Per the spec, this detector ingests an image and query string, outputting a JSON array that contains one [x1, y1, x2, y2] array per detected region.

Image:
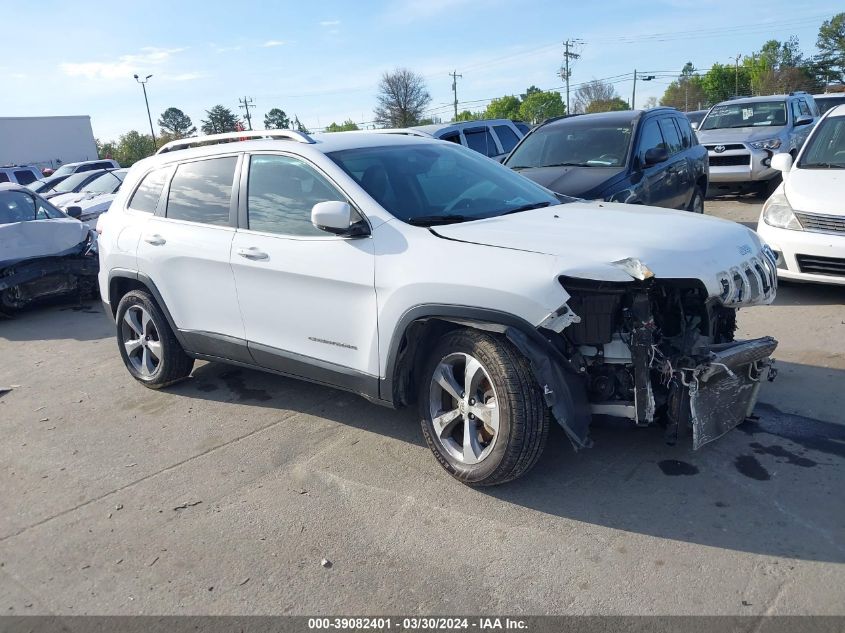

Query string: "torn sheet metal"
[[0, 218, 91, 267]]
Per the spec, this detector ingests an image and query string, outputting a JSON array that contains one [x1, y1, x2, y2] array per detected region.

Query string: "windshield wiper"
[[407, 214, 468, 226], [543, 162, 589, 167], [498, 201, 552, 217], [802, 162, 844, 169]]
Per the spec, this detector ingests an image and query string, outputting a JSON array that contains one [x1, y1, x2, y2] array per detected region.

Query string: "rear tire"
[[115, 290, 194, 389], [419, 329, 548, 486]]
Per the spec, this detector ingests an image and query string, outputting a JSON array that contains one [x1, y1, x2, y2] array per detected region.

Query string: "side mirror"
[[311, 201, 367, 236], [771, 152, 793, 178], [690, 121, 699, 131], [66, 206, 83, 219], [795, 116, 813, 126], [644, 147, 669, 166]]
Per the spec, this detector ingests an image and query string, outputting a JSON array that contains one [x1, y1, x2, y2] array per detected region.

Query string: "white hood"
[[784, 169, 845, 216], [431, 202, 768, 300]]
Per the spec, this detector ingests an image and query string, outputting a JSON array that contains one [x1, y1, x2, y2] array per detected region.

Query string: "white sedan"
[[757, 104, 845, 285]]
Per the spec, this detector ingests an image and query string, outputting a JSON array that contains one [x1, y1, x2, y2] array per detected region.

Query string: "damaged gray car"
[[0, 184, 99, 313]]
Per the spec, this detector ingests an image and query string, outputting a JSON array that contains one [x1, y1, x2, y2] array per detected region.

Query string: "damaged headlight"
[[612, 257, 654, 281], [749, 138, 782, 151], [762, 192, 802, 230]]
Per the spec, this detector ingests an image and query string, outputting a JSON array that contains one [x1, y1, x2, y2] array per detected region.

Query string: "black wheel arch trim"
[[382, 304, 592, 449]]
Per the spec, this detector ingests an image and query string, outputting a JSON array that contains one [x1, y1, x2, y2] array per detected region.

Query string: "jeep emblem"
[[714, 145, 726, 153]]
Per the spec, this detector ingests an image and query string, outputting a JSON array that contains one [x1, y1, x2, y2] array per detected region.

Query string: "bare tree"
[[374, 68, 432, 127], [573, 79, 619, 114]]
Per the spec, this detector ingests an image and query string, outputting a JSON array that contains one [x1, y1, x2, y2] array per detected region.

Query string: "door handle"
[[237, 247, 269, 261], [143, 234, 166, 246]]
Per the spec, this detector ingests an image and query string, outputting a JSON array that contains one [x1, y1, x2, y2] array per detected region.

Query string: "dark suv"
[[503, 108, 709, 212]]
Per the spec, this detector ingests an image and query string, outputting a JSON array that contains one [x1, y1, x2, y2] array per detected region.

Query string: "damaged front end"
[[536, 262, 778, 450]]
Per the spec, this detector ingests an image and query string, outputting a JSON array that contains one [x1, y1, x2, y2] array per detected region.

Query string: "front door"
[[229, 153, 378, 390]]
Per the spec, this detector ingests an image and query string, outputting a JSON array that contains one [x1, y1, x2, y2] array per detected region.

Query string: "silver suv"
[[697, 92, 820, 197]]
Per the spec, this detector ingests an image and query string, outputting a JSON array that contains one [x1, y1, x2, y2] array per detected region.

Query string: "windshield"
[[816, 95, 845, 115], [80, 170, 125, 194], [328, 143, 563, 225], [53, 170, 100, 193], [0, 191, 66, 224], [505, 121, 633, 169], [700, 101, 787, 130], [798, 116, 845, 169], [26, 179, 47, 191], [52, 165, 75, 177]]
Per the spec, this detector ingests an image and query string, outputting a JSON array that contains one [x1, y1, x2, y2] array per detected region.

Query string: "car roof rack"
[[156, 129, 315, 154]]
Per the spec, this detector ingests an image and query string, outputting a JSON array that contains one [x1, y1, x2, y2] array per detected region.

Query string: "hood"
[[514, 166, 625, 198], [697, 126, 785, 144], [431, 202, 768, 300], [0, 218, 90, 267], [785, 169, 845, 216]]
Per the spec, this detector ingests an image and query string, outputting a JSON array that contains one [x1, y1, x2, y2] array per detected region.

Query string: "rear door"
[[230, 152, 378, 383], [135, 154, 247, 355], [656, 117, 690, 209]]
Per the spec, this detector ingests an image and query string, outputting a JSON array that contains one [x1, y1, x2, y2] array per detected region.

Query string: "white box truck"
[[0, 115, 99, 172]]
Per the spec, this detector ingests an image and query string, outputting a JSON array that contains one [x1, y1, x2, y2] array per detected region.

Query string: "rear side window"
[[494, 125, 520, 153], [129, 168, 168, 213], [637, 119, 665, 164], [675, 118, 693, 149], [166, 157, 237, 226], [464, 128, 500, 157], [657, 118, 683, 155], [14, 170, 37, 185]]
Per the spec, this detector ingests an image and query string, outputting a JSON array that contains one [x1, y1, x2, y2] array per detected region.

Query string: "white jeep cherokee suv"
[[98, 130, 779, 486]]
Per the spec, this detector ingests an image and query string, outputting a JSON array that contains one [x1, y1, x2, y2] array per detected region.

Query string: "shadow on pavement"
[[774, 280, 845, 307], [0, 298, 109, 342]]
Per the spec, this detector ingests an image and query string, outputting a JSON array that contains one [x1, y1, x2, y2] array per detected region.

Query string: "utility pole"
[[450, 70, 462, 121], [133, 74, 156, 149], [560, 40, 581, 113], [631, 70, 655, 110], [733, 54, 741, 96], [239, 97, 255, 130]]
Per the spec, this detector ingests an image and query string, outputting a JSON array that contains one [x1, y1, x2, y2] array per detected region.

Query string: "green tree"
[[483, 95, 522, 120], [325, 119, 360, 132], [454, 110, 482, 121], [158, 107, 196, 139], [660, 64, 709, 111], [574, 79, 621, 114], [292, 115, 310, 134], [201, 105, 240, 135], [518, 90, 566, 124], [744, 37, 817, 95], [114, 131, 155, 167], [264, 108, 290, 129], [96, 139, 117, 160], [521, 85, 542, 99], [585, 97, 629, 113], [702, 62, 749, 103], [374, 67, 432, 127], [816, 13, 845, 83]]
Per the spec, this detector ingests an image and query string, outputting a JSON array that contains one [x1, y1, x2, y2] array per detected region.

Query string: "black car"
[[503, 108, 709, 213]]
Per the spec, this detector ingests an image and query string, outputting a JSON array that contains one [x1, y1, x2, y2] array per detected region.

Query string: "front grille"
[[709, 154, 751, 167], [796, 254, 845, 277], [704, 144, 745, 152], [718, 252, 778, 305], [795, 211, 845, 235]]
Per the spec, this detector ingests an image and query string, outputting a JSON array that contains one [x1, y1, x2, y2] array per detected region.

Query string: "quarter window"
[[246, 155, 348, 236], [128, 168, 168, 214], [657, 118, 683, 155], [166, 157, 237, 226], [493, 125, 520, 153]]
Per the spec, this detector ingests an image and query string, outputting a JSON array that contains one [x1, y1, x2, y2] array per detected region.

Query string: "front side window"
[[799, 116, 845, 169], [0, 191, 63, 224], [0, 173, 9, 183], [798, 99, 812, 117], [129, 168, 169, 213], [464, 128, 499, 157], [636, 119, 665, 165], [701, 101, 788, 129], [494, 125, 520, 154], [329, 143, 562, 225], [247, 155, 348, 236], [14, 170, 37, 185], [506, 120, 633, 168], [166, 157, 237, 226], [657, 118, 683, 155]]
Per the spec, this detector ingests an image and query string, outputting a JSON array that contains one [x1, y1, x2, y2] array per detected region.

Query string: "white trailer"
[[0, 116, 99, 171]]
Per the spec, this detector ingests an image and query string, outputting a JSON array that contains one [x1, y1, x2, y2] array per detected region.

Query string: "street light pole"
[[133, 74, 157, 149]]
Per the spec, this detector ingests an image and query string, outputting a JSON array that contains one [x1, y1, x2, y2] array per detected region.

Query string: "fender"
[[382, 304, 592, 449]]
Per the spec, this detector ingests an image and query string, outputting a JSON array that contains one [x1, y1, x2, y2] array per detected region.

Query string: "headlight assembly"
[[749, 138, 782, 151], [762, 192, 802, 230]]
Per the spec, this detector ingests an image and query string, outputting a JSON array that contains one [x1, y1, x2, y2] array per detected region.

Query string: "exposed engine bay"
[[536, 276, 778, 450]]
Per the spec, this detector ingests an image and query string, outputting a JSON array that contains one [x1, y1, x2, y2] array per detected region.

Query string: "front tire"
[[115, 290, 194, 389], [687, 186, 705, 213], [419, 329, 548, 486]]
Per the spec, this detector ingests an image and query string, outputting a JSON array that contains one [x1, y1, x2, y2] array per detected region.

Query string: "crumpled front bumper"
[[687, 336, 778, 450]]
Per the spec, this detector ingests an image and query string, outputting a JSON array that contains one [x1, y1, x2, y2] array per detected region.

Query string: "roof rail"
[[156, 129, 315, 154]]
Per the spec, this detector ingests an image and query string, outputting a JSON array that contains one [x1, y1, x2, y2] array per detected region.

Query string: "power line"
[[450, 70, 462, 121], [238, 96, 255, 130]]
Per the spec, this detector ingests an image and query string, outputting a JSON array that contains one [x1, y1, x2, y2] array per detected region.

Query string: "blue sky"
[[0, 0, 838, 141]]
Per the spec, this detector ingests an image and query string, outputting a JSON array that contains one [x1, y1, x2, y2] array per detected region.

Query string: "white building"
[[0, 115, 99, 170]]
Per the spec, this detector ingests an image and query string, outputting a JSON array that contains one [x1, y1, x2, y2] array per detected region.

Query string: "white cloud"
[[262, 40, 285, 47], [319, 20, 341, 26], [60, 47, 185, 80]]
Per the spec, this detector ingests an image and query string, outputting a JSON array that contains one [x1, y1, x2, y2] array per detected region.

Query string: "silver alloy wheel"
[[428, 352, 500, 465], [121, 305, 162, 377], [692, 190, 704, 213]]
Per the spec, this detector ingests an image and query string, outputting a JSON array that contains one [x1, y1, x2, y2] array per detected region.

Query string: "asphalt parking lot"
[[1, 198, 843, 616]]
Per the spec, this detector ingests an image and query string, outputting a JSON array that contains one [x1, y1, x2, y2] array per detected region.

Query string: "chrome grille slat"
[[718, 251, 777, 306], [795, 211, 845, 235]]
